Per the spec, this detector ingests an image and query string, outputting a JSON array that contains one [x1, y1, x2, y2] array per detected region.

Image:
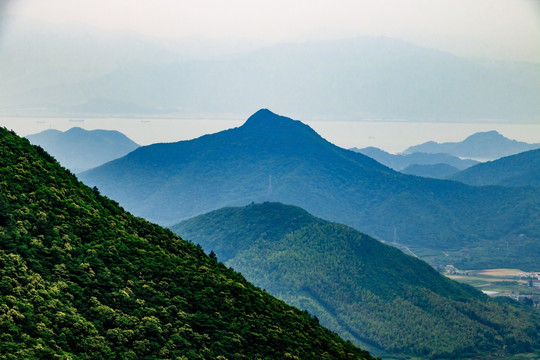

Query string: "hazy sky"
[[3, 0, 540, 62]]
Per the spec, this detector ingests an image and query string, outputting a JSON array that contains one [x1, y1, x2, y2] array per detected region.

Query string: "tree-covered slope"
[[80, 109, 540, 270], [26, 127, 139, 173], [449, 148, 540, 187], [0, 127, 373, 360], [172, 202, 540, 359]]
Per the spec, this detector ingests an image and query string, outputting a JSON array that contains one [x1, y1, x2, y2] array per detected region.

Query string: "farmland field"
[[446, 268, 540, 297]]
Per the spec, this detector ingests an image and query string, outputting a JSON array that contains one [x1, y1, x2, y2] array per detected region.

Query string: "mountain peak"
[[65, 126, 86, 134], [243, 109, 290, 128], [248, 108, 275, 119], [241, 109, 319, 140], [464, 130, 504, 142]]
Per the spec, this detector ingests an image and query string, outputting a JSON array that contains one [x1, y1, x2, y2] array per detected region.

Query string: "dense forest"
[[173, 202, 540, 359], [0, 127, 374, 360]]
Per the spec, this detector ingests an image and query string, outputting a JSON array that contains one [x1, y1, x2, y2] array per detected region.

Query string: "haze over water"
[[2, 1, 539, 153], [3, 116, 540, 154]]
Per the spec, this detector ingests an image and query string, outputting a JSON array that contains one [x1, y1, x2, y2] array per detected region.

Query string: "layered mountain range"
[[80, 109, 540, 270], [350, 146, 477, 178]]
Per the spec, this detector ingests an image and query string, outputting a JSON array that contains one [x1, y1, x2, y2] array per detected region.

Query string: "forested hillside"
[[0, 127, 373, 360], [172, 202, 540, 359]]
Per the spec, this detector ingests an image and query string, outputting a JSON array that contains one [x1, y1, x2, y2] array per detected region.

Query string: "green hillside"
[[0, 127, 373, 360], [80, 109, 540, 270], [172, 202, 540, 359]]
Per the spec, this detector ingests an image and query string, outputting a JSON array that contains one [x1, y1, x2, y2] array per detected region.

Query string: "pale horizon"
[[1, 0, 539, 149], [2, 0, 540, 62], [3, 115, 540, 155]]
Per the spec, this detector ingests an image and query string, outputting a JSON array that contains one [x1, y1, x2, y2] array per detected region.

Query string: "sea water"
[[2, 115, 540, 154]]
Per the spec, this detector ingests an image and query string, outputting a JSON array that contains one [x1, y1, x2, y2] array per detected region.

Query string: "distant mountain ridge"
[[2, 17, 539, 120], [350, 146, 478, 171], [80, 109, 540, 270], [172, 202, 540, 359], [404, 130, 540, 160], [26, 127, 139, 173], [0, 15, 269, 114], [450, 148, 540, 187]]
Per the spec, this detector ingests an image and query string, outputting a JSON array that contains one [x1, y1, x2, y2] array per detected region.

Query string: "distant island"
[[403, 130, 540, 160], [26, 127, 139, 173]]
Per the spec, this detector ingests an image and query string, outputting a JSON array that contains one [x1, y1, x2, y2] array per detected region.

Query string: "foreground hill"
[[0, 127, 372, 359], [80, 110, 540, 270], [26, 127, 139, 173], [403, 131, 540, 160], [450, 149, 540, 187], [172, 202, 540, 359]]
